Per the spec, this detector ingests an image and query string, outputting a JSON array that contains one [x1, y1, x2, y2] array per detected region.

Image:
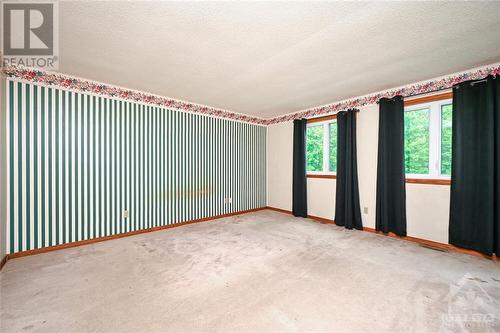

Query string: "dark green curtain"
[[293, 119, 308, 217], [376, 96, 407, 236], [335, 109, 363, 230], [449, 74, 499, 256]]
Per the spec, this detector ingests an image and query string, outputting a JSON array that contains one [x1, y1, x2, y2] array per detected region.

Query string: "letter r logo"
[[3, 3, 54, 56]]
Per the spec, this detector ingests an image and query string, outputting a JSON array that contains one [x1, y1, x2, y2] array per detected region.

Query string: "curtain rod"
[[376, 87, 451, 104], [404, 87, 451, 100], [306, 108, 359, 122], [470, 78, 488, 86], [452, 78, 491, 90], [387, 76, 493, 101]]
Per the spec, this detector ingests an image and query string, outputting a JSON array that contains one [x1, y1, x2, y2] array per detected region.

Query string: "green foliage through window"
[[441, 104, 452, 175], [404, 108, 430, 174], [329, 122, 337, 172], [306, 125, 323, 171]]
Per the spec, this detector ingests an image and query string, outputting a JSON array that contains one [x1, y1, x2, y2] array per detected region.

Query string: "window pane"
[[306, 125, 324, 171], [404, 108, 430, 174], [441, 104, 452, 175], [329, 122, 337, 172]]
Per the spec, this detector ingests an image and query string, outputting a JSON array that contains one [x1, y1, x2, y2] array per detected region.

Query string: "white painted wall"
[[267, 103, 451, 244], [307, 178, 336, 219], [267, 122, 293, 211], [266, 121, 336, 218]]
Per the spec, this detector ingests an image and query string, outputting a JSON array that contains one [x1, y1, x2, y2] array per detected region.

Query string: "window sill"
[[405, 178, 451, 185], [307, 174, 337, 179]]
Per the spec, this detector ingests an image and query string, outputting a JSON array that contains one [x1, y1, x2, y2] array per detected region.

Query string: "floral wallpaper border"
[[3, 65, 268, 125], [266, 63, 500, 125], [4, 64, 500, 125]]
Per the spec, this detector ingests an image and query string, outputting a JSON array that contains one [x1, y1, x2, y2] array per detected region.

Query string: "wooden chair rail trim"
[[406, 178, 451, 185], [307, 174, 337, 179], [404, 91, 452, 107], [0, 207, 267, 270], [266, 206, 497, 261]]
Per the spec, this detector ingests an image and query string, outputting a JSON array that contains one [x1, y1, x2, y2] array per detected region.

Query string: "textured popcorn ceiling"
[[59, 1, 500, 118]]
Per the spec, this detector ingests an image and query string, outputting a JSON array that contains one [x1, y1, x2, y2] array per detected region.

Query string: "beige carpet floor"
[[1, 210, 499, 332]]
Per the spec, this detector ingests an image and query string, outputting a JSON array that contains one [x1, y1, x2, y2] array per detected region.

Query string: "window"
[[329, 122, 337, 172], [306, 119, 337, 174], [306, 125, 324, 171], [404, 98, 452, 179], [441, 104, 452, 175], [404, 108, 430, 174]]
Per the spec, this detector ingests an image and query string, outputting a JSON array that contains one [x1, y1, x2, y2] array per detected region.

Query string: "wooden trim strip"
[[306, 114, 337, 124], [362, 227, 497, 261], [266, 206, 293, 215], [404, 91, 452, 107], [3, 206, 496, 271], [406, 178, 451, 185], [0, 255, 7, 271], [266, 206, 498, 261], [307, 174, 337, 179], [308, 214, 335, 224], [265, 206, 334, 224], [0, 207, 266, 267]]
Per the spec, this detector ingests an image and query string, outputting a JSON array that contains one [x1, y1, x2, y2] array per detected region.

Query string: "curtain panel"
[[335, 109, 363, 230], [293, 119, 308, 217], [449, 74, 499, 255], [376, 96, 407, 236]]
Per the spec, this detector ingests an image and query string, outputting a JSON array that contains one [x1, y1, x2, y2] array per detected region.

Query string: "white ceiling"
[[59, 1, 500, 119]]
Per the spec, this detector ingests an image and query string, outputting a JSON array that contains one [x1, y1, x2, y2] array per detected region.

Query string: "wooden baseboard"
[[266, 206, 498, 261], [0, 207, 266, 269], [0, 255, 7, 271], [266, 206, 293, 215], [265, 206, 335, 224], [2, 206, 496, 271], [362, 227, 497, 261], [308, 214, 335, 224]]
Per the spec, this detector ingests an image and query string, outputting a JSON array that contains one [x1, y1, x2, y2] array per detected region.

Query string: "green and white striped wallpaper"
[[6, 80, 267, 254]]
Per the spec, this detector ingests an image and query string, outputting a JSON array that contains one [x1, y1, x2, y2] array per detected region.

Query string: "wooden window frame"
[[404, 91, 452, 107], [307, 174, 337, 179], [306, 114, 337, 124], [405, 178, 451, 185]]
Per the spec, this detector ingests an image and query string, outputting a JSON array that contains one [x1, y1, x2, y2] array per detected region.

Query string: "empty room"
[[1, 1, 500, 332]]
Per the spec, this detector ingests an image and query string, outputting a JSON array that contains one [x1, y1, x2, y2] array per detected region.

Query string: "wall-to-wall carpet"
[[6, 80, 267, 254]]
